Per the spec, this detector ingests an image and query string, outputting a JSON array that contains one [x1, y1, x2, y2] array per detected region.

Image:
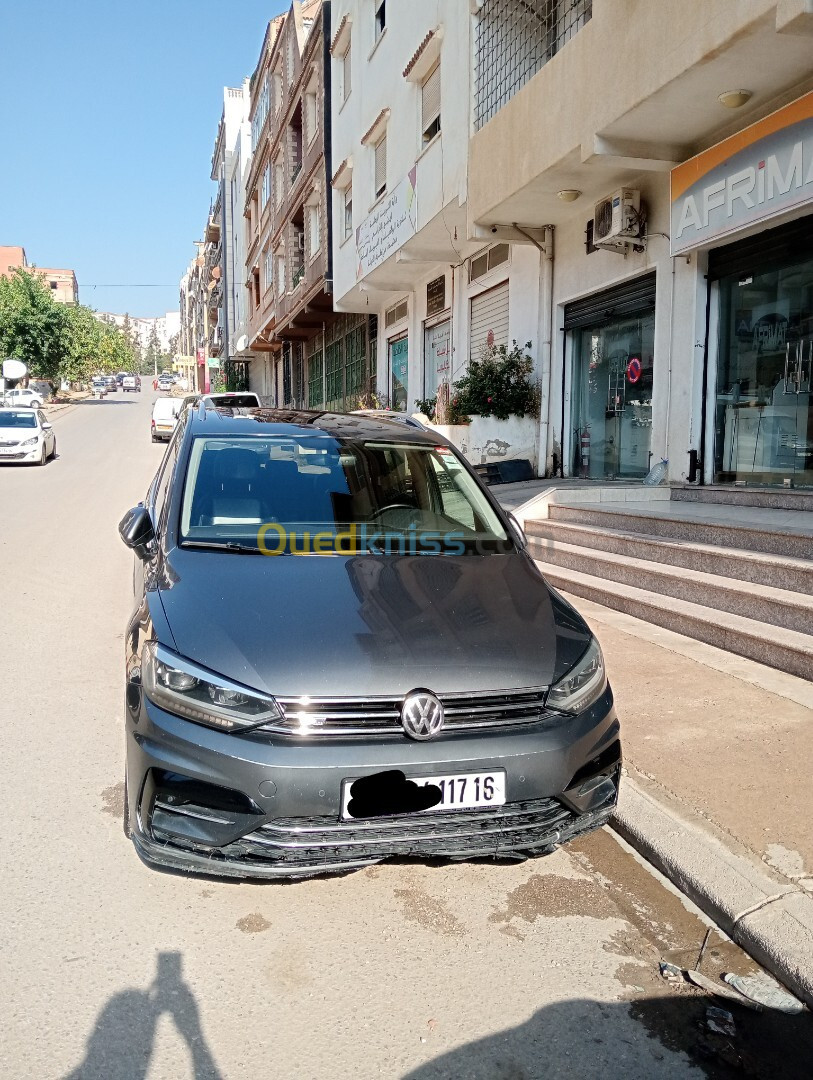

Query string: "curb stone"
[[611, 777, 813, 1009]]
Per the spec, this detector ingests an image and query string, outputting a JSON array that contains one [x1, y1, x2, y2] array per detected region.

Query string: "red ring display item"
[[627, 357, 642, 384]]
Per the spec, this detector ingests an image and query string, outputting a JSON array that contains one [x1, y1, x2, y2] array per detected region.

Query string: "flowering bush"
[[415, 341, 539, 424]]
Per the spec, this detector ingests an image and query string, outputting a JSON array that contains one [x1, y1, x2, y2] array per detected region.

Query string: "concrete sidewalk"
[[563, 589, 813, 1007]]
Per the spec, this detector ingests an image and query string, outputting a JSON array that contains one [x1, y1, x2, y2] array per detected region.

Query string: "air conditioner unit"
[[297, 233, 306, 251], [593, 189, 641, 249]]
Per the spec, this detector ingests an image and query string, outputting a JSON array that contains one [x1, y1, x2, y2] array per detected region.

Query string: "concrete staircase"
[[526, 493, 813, 681]]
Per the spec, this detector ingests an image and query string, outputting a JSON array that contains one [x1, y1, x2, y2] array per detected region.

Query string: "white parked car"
[[0, 408, 56, 465], [4, 387, 44, 409], [151, 398, 181, 442]]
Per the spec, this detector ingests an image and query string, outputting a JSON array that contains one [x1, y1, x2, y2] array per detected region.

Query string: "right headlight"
[[142, 642, 283, 732], [547, 637, 607, 715]]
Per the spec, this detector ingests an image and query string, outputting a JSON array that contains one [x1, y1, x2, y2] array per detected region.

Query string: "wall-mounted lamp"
[[718, 89, 752, 109], [557, 189, 582, 202]]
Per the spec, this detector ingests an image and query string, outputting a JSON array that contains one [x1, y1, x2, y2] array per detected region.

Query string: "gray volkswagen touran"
[[119, 406, 620, 879]]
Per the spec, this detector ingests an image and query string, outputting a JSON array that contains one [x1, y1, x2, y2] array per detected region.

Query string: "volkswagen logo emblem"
[[401, 690, 445, 741]]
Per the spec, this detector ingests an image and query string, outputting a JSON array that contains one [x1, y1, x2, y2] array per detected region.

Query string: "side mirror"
[[508, 511, 528, 549], [42, 423, 53, 431], [119, 505, 156, 560]]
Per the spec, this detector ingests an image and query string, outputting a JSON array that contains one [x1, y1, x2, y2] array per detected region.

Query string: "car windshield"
[[0, 411, 37, 428], [179, 435, 511, 555]]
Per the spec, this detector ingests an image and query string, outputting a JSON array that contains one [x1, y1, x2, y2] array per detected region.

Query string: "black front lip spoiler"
[[130, 801, 616, 881]]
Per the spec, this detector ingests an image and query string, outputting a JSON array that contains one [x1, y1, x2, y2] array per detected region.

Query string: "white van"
[[151, 398, 180, 442]]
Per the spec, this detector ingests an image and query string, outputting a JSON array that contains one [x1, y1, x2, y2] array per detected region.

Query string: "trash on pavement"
[[705, 1006, 736, 1037], [723, 972, 806, 1014], [659, 961, 683, 983], [685, 969, 762, 1011]]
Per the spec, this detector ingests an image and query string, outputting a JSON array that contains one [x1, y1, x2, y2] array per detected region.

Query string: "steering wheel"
[[369, 502, 416, 519]]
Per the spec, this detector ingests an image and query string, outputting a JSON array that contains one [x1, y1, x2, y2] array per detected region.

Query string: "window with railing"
[[474, 0, 591, 131]]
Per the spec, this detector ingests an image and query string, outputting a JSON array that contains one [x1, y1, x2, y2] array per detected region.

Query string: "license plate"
[[0, 446, 19, 455], [341, 770, 506, 820]]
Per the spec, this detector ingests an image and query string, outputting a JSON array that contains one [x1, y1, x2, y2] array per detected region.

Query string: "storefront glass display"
[[714, 255, 813, 487], [389, 336, 409, 411], [571, 312, 655, 479], [423, 319, 451, 398]]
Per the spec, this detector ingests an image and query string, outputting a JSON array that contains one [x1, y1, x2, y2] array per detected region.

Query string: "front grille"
[[268, 686, 551, 737], [223, 796, 580, 869]]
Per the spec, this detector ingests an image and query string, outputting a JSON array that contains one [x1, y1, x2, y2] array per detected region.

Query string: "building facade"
[[1, 246, 78, 304], [329, 1, 532, 423], [467, 0, 813, 487], [245, 1, 373, 408]]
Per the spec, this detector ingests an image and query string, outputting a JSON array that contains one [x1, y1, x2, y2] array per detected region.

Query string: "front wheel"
[[37, 443, 47, 466], [49, 437, 57, 460]]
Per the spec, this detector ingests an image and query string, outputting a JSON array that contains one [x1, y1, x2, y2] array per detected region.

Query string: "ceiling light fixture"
[[557, 189, 582, 202], [718, 89, 752, 109]]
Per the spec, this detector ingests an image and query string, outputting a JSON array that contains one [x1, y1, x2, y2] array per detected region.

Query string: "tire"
[[50, 437, 57, 460], [37, 443, 47, 466], [151, 433, 158, 442]]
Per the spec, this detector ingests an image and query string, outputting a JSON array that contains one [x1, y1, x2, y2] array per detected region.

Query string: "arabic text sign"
[[357, 168, 417, 279]]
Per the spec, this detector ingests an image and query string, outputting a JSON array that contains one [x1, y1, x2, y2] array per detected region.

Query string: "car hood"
[[155, 550, 591, 698]]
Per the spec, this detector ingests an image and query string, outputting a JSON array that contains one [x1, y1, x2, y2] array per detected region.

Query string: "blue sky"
[[1, 1, 286, 318]]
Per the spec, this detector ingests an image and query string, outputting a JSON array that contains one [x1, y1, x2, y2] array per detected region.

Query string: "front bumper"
[[0, 443, 42, 462], [126, 688, 621, 880]]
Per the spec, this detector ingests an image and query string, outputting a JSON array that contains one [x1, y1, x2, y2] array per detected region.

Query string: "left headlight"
[[547, 637, 607, 715], [20, 436, 39, 447], [142, 642, 284, 732]]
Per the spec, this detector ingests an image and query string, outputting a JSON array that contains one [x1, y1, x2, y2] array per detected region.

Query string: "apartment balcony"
[[468, 0, 813, 232], [207, 279, 223, 315], [205, 192, 222, 242]]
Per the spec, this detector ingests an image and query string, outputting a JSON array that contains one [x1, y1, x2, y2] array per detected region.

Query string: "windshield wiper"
[[182, 540, 265, 554]]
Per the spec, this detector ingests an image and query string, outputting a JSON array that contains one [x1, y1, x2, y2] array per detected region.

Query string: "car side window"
[[151, 428, 182, 534]]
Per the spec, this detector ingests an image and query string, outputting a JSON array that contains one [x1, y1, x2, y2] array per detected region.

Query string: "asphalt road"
[[0, 391, 805, 1080]]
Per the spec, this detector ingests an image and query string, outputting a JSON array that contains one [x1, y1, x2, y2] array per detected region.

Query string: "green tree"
[[0, 267, 138, 388], [0, 268, 70, 383]]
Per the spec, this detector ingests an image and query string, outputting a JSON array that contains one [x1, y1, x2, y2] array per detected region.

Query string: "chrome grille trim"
[[262, 686, 551, 737]]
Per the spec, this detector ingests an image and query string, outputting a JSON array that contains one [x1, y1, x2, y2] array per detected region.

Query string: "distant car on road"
[[157, 375, 174, 392], [122, 374, 141, 392], [179, 392, 262, 414], [104, 376, 118, 393], [0, 408, 56, 465], [151, 397, 181, 441], [3, 387, 44, 409]]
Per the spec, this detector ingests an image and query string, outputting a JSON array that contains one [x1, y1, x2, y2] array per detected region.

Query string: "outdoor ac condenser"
[[593, 189, 641, 249]]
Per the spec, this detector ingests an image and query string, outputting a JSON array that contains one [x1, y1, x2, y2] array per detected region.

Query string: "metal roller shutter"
[[470, 281, 509, 362], [707, 215, 813, 281], [563, 272, 656, 330]]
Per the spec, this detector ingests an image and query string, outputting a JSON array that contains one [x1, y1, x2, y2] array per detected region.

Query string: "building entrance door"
[[713, 249, 813, 487]]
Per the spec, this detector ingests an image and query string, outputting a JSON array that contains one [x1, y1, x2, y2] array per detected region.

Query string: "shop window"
[[570, 312, 655, 480], [714, 256, 813, 487]]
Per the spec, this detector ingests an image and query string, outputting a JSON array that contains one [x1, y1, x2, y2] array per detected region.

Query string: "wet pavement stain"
[[100, 781, 125, 817], [394, 887, 466, 938], [236, 913, 271, 934], [489, 873, 610, 926]]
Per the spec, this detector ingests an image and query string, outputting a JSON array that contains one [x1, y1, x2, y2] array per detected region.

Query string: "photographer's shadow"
[[64, 951, 222, 1080]]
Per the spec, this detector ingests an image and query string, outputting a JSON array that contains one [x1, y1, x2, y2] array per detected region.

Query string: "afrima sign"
[[670, 91, 813, 256]]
